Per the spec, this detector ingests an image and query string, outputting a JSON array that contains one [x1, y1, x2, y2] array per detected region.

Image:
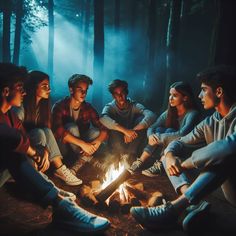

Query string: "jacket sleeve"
[[0, 123, 29, 154], [51, 103, 69, 141], [164, 118, 207, 156], [89, 106, 106, 130], [190, 132, 236, 169], [133, 103, 157, 129], [147, 111, 167, 137], [100, 104, 118, 130], [157, 110, 200, 146]]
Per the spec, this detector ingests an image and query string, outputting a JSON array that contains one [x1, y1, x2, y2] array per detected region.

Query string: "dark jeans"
[[0, 124, 58, 207], [162, 152, 236, 206], [108, 129, 146, 159]]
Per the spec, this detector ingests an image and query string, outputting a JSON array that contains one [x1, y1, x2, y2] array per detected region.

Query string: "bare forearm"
[[63, 133, 85, 147], [133, 123, 146, 131], [94, 129, 107, 143]]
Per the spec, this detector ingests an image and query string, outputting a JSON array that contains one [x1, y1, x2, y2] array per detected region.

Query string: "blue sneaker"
[[53, 199, 110, 233], [182, 201, 211, 232], [130, 202, 178, 230]]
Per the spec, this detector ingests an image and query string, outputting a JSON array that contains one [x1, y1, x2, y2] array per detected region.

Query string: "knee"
[[65, 123, 80, 137], [30, 128, 47, 145]]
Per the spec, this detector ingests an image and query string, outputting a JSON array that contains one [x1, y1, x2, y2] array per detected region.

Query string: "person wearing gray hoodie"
[[130, 65, 236, 232]]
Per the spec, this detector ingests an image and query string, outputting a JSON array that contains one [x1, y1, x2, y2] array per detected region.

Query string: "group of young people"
[[0, 62, 236, 233]]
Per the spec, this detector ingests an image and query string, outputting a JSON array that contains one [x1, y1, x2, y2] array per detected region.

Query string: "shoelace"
[[147, 203, 171, 217], [62, 168, 78, 181], [148, 161, 162, 174]]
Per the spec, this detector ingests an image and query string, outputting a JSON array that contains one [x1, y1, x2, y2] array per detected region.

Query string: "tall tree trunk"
[[2, 0, 12, 62], [48, 0, 54, 81], [114, 0, 120, 32], [163, 0, 181, 110], [82, 0, 91, 72], [113, 0, 120, 75], [144, 0, 156, 102], [130, 0, 137, 29], [209, 0, 236, 66], [92, 0, 104, 111], [13, 0, 23, 65]]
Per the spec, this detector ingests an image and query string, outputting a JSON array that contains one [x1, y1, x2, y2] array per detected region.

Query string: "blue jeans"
[[108, 129, 146, 158], [58, 122, 100, 158], [162, 152, 236, 206], [29, 128, 62, 161], [144, 127, 176, 155], [3, 152, 58, 206]]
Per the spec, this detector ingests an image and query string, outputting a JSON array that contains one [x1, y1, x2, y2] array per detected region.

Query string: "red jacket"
[[52, 97, 105, 141], [0, 109, 30, 154]]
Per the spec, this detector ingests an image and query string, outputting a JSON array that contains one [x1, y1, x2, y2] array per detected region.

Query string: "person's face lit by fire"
[[169, 88, 187, 108], [112, 86, 128, 109], [71, 81, 88, 103], [6, 82, 26, 107], [198, 83, 218, 110], [36, 79, 51, 100]]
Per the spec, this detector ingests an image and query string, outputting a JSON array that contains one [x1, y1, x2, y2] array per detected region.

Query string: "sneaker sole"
[[54, 173, 83, 186], [182, 201, 211, 232], [141, 170, 160, 177]]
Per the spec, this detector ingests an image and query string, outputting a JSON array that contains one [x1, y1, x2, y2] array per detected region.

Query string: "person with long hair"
[[0, 63, 110, 234], [15, 71, 82, 186], [130, 66, 236, 232], [130, 81, 200, 177]]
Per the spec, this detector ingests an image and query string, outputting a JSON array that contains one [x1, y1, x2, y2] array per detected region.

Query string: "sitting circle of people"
[[0, 62, 236, 233]]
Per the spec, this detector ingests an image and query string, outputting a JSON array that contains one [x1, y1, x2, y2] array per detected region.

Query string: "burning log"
[[95, 169, 131, 202], [125, 183, 150, 200], [79, 185, 98, 206]]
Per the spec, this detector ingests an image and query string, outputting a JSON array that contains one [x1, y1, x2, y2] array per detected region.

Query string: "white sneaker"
[[54, 165, 83, 186]]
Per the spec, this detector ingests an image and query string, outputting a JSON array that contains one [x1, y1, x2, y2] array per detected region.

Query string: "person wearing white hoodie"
[[130, 65, 236, 231]]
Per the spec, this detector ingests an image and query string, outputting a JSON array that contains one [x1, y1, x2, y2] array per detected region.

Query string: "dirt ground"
[[0, 159, 236, 236]]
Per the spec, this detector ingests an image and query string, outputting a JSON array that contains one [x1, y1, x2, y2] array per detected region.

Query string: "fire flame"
[[101, 162, 128, 203], [101, 162, 125, 190]]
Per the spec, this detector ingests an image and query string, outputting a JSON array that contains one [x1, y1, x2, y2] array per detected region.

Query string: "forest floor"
[[0, 156, 236, 236]]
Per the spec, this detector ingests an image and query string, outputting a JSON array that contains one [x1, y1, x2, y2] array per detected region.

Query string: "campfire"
[[79, 161, 165, 213]]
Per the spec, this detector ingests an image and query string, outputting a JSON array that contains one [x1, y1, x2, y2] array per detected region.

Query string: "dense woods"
[[0, 0, 236, 112]]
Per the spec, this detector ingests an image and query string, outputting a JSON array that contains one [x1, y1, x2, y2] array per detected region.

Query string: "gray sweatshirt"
[[147, 110, 200, 146], [100, 99, 156, 130], [164, 104, 236, 169]]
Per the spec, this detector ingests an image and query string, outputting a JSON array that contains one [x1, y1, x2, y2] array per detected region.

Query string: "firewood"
[[148, 191, 164, 207], [108, 191, 121, 212], [125, 183, 150, 200], [95, 169, 131, 202], [90, 180, 101, 190], [133, 183, 144, 191], [79, 185, 98, 206]]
